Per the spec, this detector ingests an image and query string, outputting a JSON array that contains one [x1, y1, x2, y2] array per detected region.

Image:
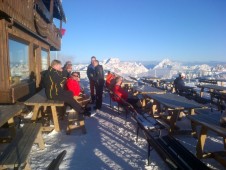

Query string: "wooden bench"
[[66, 110, 86, 135], [148, 135, 210, 169], [47, 150, 66, 170], [0, 123, 44, 170], [187, 109, 226, 167], [24, 89, 64, 132], [117, 95, 198, 168], [133, 107, 209, 169]]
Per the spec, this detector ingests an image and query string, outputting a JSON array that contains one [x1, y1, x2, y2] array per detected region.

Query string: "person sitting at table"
[[44, 60, 91, 116], [62, 62, 73, 78], [112, 76, 140, 108], [66, 72, 91, 108], [174, 72, 186, 94], [106, 71, 116, 89]]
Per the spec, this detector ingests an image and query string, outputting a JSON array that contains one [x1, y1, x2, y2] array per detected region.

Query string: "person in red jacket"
[[106, 71, 114, 88], [112, 76, 128, 103], [66, 72, 90, 107], [112, 76, 139, 107], [106, 72, 116, 90]]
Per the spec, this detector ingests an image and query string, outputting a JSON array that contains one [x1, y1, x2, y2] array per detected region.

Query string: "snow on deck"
[[29, 91, 224, 170], [29, 95, 168, 170]]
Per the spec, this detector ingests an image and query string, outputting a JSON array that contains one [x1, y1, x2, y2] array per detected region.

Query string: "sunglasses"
[[72, 75, 79, 77]]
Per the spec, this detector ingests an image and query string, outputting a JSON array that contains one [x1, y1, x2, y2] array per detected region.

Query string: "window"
[[9, 39, 29, 85], [41, 50, 48, 71]]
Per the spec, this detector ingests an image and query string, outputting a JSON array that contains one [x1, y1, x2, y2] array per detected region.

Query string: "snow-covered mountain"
[[72, 58, 148, 78], [72, 58, 226, 79], [153, 58, 181, 70], [73, 64, 87, 71], [149, 59, 226, 79], [102, 58, 148, 76]]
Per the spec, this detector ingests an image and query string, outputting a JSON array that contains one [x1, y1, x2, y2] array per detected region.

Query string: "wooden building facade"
[[0, 0, 66, 103]]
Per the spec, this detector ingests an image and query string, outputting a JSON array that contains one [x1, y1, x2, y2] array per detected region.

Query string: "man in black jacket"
[[93, 60, 105, 109], [174, 72, 186, 94], [86, 56, 96, 103], [44, 60, 90, 116]]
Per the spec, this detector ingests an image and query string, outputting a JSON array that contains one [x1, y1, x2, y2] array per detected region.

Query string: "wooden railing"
[[0, 0, 61, 50], [35, 0, 52, 22]]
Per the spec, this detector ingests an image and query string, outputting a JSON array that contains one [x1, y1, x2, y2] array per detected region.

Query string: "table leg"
[[141, 98, 146, 107], [224, 137, 226, 150], [24, 161, 31, 170], [200, 87, 204, 97], [51, 106, 60, 132], [172, 86, 175, 93], [169, 110, 180, 134], [31, 105, 40, 121], [35, 130, 45, 150], [196, 126, 208, 159], [150, 102, 157, 117], [189, 109, 195, 115], [190, 120, 198, 138], [156, 82, 160, 87], [8, 117, 16, 137], [209, 89, 214, 104], [178, 111, 183, 120]]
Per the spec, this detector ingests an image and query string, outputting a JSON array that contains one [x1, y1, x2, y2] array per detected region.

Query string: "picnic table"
[[187, 109, 226, 167], [158, 79, 175, 92], [133, 85, 166, 94], [121, 79, 134, 88], [24, 89, 64, 132], [179, 85, 197, 97], [198, 78, 218, 84], [141, 77, 161, 87], [128, 76, 138, 81], [215, 79, 226, 86], [132, 85, 166, 107], [197, 84, 226, 97], [0, 105, 24, 139], [147, 93, 205, 133], [0, 105, 24, 127], [210, 91, 226, 111]]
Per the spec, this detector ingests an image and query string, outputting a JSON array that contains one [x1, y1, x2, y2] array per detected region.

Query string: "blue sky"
[[59, 0, 226, 63]]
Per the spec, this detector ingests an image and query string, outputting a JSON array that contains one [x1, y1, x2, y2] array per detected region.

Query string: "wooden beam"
[[50, 0, 54, 22]]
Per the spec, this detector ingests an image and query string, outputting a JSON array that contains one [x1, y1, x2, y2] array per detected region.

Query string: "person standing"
[[87, 56, 96, 103], [93, 60, 105, 109]]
